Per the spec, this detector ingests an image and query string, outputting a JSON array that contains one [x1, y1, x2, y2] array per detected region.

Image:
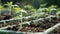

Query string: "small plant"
[[30, 9, 37, 16], [24, 5, 33, 10], [6, 1, 13, 15], [35, 21, 40, 27], [0, 0, 4, 17], [17, 9, 27, 31]]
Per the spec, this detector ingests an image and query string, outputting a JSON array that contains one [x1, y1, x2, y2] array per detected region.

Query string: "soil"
[[6, 17, 60, 32], [0, 15, 12, 20], [0, 21, 19, 28]]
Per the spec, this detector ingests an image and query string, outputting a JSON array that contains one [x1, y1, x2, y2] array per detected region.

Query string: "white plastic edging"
[[44, 23, 60, 34], [0, 25, 16, 30], [0, 16, 36, 22]]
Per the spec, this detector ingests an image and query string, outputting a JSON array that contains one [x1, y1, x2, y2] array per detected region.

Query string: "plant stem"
[[20, 11, 23, 29], [18, 11, 23, 31], [18, 21, 22, 31], [0, 0, 1, 16], [10, 6, 12, 16], [0, 9, 1, 17], [4, 21, 6, 26]]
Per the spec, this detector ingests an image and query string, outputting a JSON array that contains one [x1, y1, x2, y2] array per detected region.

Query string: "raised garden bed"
[[0, 22, 60, 34], [3, 16, 60, 32], [0, 1, 60, 34], [0, 13, 60, 34]]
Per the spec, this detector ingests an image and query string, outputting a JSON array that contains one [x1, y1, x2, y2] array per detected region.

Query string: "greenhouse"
[[0, 0, 60, 34]]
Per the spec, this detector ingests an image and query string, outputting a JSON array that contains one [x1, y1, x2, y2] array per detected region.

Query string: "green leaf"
[[7, 1, 13, 6]]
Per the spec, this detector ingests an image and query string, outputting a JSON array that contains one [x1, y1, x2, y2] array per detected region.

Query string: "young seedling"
[[0, 0, 3, 18], [0, 6, 1, 17], [56, 11, 60, 19], [4, 2, 13, 17], [7, 2, 13, 16], [18, 10, 27, 31]]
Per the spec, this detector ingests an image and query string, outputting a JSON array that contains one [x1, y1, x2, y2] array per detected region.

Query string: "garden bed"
[[0, 0, 60, 34], [4, 16, 60, 32], [0, 20, 19, 28]]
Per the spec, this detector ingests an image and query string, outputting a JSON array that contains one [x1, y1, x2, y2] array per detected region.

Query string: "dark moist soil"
[[0, 15, 12, 20], [6, 17, 60, 32], [0, 21, 19, 28]]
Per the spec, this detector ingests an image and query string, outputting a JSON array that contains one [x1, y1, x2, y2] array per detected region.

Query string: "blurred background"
[[1, 0, 60, 9]]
